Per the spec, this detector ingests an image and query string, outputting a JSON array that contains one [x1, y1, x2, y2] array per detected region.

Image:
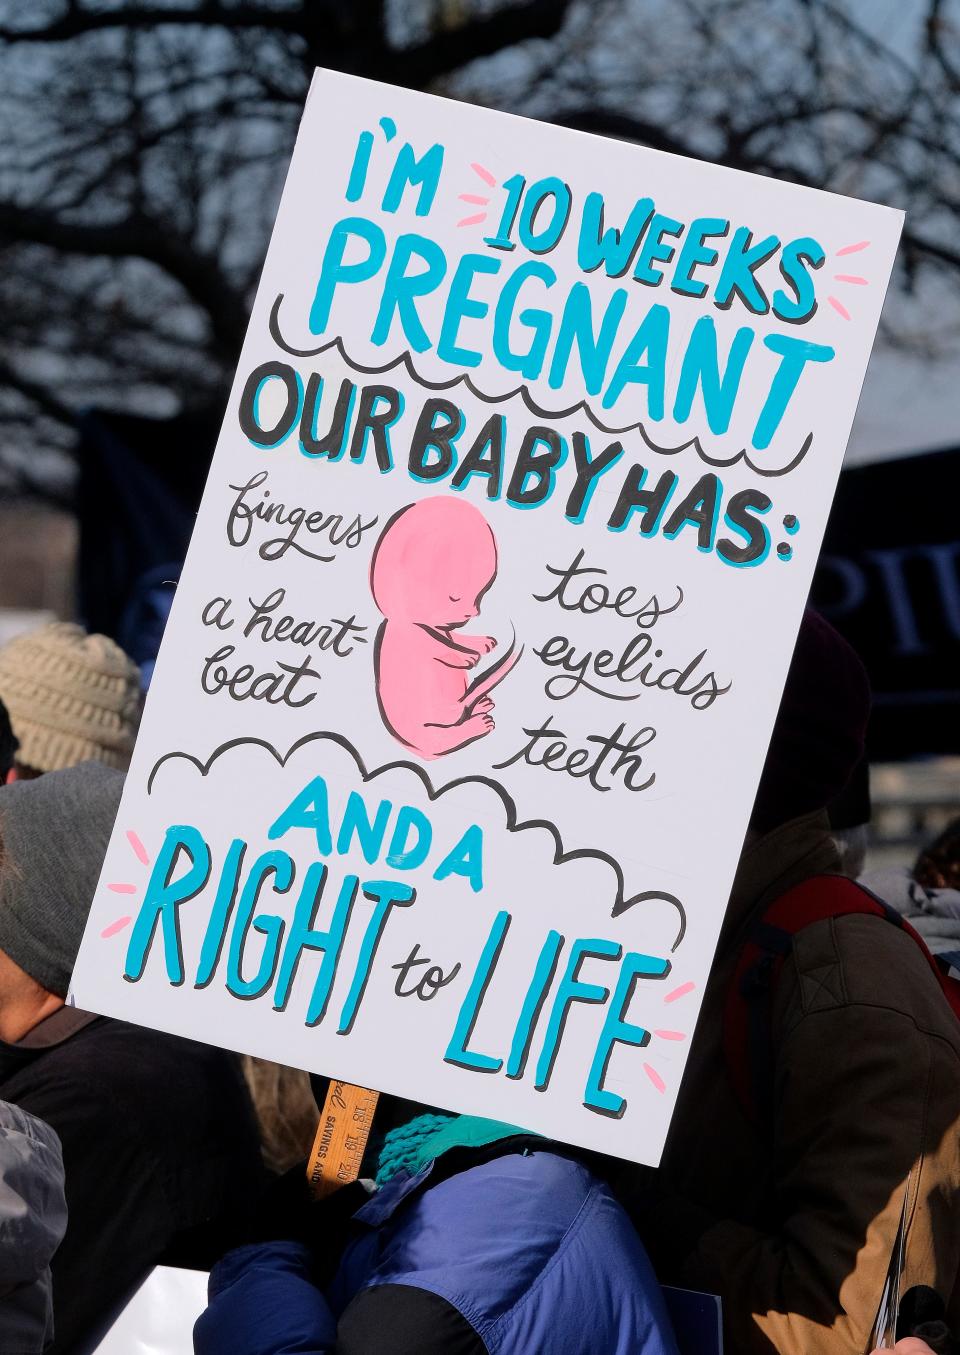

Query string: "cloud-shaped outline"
[[147, 729, 686, 952], [268, 293, 813, 479]]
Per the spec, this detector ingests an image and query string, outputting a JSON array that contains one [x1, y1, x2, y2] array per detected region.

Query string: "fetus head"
[[370, 497, 498, 631]]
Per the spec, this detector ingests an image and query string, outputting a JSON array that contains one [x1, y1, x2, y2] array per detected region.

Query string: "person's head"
[[827, 754, 872, 879], [750, 609, 871, 836], [0, 697, 18, 784], [0, 762, 123, 1041], [0, 623, 141, 778], [914, 816, 960, 891]]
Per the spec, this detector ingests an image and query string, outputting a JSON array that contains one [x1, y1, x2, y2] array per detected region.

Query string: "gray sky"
[[842, 0, 960, 463]]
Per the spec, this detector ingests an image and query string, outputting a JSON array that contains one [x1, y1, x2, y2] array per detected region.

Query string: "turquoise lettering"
[[584, 951, 670, 1117], [124, 825, 210, 986], [444, 910, 510, 1073], [336, 792, 392, 865], [337, 881, 417, 1034], [268, 777, 332, 856], [753, 334, 834, 450], [549, 283, 627, 395], [382, 141, 444, 217], [309, 216, 386, 336], [385, 805, 432, 870], [225, 850, 294, 999], [673, 316, 755, 435], [714, 227, 779, 315], [534, 938, 619, 1091], [433, 824, 484, 892], [371, 233, 447, 351], [577, 193, 655, 277], [602, 304, 670, 414], [492, 260, 556, 381], [437, 253, 501, 369]]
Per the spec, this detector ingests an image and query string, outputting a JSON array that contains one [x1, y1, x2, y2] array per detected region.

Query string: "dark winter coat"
[[0, 1008, 265, 1353]]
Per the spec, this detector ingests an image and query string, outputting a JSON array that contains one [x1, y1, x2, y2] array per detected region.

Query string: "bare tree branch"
[[0, 204, 247, 354], [0, 0, 575, 86], [0, 4, 310, 44], [0, 358, 77, 430], [2, 0, 959, 508], [384, 0, 575, 85]]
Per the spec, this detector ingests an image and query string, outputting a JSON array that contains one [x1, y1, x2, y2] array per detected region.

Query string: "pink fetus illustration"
[[370, 496, 521, 758]]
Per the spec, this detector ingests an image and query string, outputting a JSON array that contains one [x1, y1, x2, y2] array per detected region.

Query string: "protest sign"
[[70, 69, 902, 1165]]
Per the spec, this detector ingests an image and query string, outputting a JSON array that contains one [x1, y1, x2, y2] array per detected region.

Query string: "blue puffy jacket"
[[195, 1148, 679, 1355]]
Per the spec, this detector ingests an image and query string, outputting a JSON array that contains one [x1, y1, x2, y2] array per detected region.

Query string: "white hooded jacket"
[[861, 865, 960, 968]]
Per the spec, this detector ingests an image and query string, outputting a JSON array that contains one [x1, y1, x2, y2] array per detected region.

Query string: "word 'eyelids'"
[[238, 374, 782, 569], [532, 550, 732, 708]]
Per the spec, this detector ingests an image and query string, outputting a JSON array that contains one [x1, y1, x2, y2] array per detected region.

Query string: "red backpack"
[[724, 874, 960, 1123]]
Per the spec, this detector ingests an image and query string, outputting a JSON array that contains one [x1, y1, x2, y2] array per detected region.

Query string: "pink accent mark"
[[370, 497, 521, 759], [828, 295, 851, 320], [471, 162, 497, 187], [126, 829, 150, 865], [644, 1064, 667, 1093], [834, 273, 868, 285], [664, 981, 695, 1004], [458, 193, 489, 205], [108, 882, 137, 894], [654, 1029, 687, 1041], [457, 212, 488, 228], [101, 916, 132, 938], [836, 240, 870, 256]]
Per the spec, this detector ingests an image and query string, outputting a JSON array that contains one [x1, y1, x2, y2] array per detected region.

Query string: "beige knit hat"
[[0, 623, 141, 773]]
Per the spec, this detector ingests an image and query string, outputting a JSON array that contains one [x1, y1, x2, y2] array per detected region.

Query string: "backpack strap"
[[724, 875, 960, 1125]]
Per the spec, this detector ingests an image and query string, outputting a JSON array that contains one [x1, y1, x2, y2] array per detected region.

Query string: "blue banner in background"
[[812, 445, 960, 760]]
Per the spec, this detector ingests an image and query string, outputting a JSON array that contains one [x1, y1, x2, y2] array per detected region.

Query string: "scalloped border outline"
[[268, 293, 813, 479], [147, 729, 686, 952]]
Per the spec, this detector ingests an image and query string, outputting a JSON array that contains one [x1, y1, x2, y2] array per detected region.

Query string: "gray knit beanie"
[[0, 763, 124, 997], [0, 623, 141, 773]]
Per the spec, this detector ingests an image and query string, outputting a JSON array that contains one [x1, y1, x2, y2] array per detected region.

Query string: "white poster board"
[[71, 69, 901, 1165], [79, 1267, 207, 1355]]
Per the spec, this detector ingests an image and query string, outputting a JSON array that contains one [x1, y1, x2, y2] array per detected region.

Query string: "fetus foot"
[[460, 710, 495, 742]]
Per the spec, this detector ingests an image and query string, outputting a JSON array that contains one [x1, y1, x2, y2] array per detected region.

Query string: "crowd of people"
[[0, 614, 956, 1355]]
